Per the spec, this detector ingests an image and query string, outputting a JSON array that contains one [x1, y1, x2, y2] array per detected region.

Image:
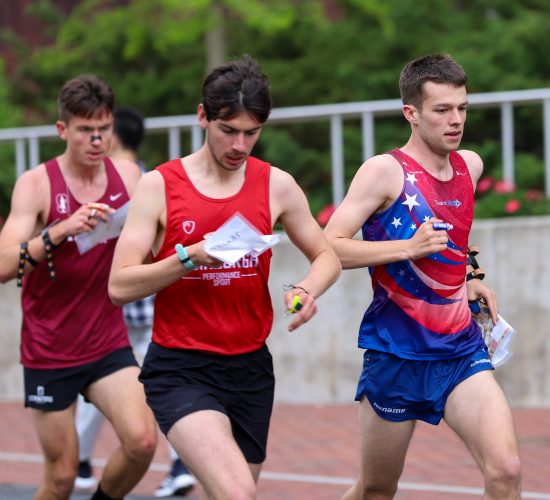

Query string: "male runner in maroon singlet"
[[0, 74, 157, 500]]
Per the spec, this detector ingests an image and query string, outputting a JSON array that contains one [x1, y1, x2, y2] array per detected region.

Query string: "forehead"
[[216, 111, 263, 130], [66, 111, 113, 127], [422, 81, 467, 106]]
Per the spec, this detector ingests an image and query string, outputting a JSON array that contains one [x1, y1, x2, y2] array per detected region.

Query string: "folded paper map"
[[473, 301, 516, 367], [204, 213, 281, 265], [74, 202, 130, 254]]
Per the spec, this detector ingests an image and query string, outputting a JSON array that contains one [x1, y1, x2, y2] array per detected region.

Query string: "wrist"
[[175, 244, 197, 270], [45, 222, 68, 248]]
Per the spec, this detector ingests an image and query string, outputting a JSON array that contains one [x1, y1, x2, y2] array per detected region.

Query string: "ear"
[[56, 120, 68, 141], [197, 103, 208, 129], [402, 104, 418, 125]]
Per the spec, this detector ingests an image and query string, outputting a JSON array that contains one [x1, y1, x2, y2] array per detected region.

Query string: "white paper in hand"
[[204, 213, 281, 265], [474, 302, 517, 367], [74, 202, 130, 254], [488, 315, 516, 367]]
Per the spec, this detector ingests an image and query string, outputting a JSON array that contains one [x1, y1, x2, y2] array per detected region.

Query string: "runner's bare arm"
[[0, 168, 45, 282], [0, 165, 120, 283], [111, 157, 142, 197], [271, 167, 341, 331], [108, 170, 222, 305], [324, 154, 449, 269]]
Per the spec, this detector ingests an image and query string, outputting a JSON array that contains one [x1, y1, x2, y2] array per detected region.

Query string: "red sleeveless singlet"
[[152, 156, 274, 355]]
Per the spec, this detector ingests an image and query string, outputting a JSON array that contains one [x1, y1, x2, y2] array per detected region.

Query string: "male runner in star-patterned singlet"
[[325, 54, 521, 500]]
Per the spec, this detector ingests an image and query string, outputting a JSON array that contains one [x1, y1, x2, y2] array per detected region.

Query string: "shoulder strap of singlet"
[[44, 158, 71, 225], [385, 148, 411, 170], [246, 156, 270, 170], [386, 148, 403, 160], [44, 158, 67, 197], [449, 150, 467, 171]]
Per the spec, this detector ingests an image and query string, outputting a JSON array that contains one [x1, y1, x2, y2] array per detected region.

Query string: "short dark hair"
[[399, 54, 467, 109], [113, 106, 144, 152], [57, 74, 115, 123], [201, 54, 272, 123]]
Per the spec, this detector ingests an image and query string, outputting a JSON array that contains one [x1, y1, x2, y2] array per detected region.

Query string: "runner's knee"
[[485, 453, 522, 494], [121, 425, 157, 463], [50, 472, 76, 499]]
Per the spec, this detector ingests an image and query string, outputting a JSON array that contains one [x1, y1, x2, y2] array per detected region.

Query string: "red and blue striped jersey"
[[358, 149, 484, 359]]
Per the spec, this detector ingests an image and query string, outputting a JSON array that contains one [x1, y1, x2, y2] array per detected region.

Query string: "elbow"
[[0, 269, 15, 284], [325, 237, 346, 266], [108, 282, 126, 307], [325, 248, 342, 283], [332, 259, 343, 281]]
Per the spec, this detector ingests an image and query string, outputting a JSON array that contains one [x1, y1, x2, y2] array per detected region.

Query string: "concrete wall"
[[1, 216, 550, 407]]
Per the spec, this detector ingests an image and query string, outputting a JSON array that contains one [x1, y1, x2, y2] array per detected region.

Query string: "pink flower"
[[525, 189, 543, 201], [316, 204, 337, 226], [494, 180, 516, 194], [476, 176, 494, 194], [505, 199, 521, 213]]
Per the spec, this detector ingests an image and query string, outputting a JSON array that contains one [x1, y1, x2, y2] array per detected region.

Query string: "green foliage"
[[1, 0, 549, 220], [475, 188, 550, 218], [0, 60, 23, 218], [474, 153, 550, 218]]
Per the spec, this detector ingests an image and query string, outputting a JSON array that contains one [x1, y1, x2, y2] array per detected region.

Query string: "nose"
[[232, 133, 247, 152], [90, 134, 102, 143], [450, 109, 464, 125]]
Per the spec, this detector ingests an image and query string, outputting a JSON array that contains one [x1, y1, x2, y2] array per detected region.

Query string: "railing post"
[[168, 127, 181, 160], [501, 102, 515, 185], [362, 111, 375, 161], [15, 138, 26, 177], [29, 135, 40, 170], [191, 125, 202, 153], [544, 99, 550, 198], [330, 115, 344, 205]]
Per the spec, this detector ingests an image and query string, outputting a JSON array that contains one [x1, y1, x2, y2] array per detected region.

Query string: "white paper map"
[[74, 202, 130, 254], [474, 302, 517, 367], [204, 213, 281, 265], [486, 315, 516, 367]]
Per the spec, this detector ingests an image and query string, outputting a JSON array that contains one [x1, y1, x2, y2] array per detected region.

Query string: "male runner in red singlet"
[[108, 55, 341, 499], [0, 75, 157, 500], [325, 54, 521, 499]]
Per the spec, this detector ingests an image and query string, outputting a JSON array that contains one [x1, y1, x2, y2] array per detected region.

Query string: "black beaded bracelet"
[[41, 229, 57, 280], [16, 242, 39, 287], [17, 243, 27, 287]]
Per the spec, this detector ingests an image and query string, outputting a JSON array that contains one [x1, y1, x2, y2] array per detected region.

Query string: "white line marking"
[[2, 453, 549, 499]]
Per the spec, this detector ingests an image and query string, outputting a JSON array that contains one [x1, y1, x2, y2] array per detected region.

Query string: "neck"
[[110, 148, 136, 163], [400, 140, 453, 177], [57, 152, 104, 183]]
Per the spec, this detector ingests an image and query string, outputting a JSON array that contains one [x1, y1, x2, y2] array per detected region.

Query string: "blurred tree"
[[0, 59, 22, 219], [0, 0, 548, 218]]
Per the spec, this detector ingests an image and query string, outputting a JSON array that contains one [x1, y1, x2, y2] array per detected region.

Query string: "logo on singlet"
[[28, 385, 54, 404], [182, 221, 195, 234], [55, 193, 70, 214], [435, 199, 462, 208]]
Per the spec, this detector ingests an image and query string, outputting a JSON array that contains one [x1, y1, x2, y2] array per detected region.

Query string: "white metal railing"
[[1, 88, 550, 202]]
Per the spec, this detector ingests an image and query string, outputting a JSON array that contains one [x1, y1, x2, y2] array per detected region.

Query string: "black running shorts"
[[140, 342, 275, 464], [24, 347, 138, 411]]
